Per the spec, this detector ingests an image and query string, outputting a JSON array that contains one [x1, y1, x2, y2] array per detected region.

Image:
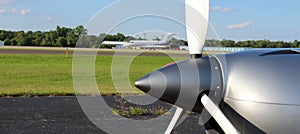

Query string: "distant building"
[[0, 41, 4, 47], [179, 46, 189, 50], [102, 41, 125, 49], [179, 46, 252, 52], [203, 47, 252, 52]]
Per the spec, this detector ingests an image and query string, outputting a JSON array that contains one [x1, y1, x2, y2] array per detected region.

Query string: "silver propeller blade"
[[164, 106, 187, 134], [185, 0, 210, 55], [164, 1, 210, 132], [201, 94, 238, 134]]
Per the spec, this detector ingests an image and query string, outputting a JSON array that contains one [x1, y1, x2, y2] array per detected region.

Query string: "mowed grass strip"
[[0, 54, 183, 96]]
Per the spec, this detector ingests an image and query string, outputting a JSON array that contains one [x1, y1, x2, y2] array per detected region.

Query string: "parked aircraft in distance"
[[102, 33, 175, 49], [123, 33, 175, 47]]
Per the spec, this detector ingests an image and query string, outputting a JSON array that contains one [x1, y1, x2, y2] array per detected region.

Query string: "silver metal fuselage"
[[216, 49, 300, 133]]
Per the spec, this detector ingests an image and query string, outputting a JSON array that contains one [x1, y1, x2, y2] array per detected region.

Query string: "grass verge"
[[0, 53, 184, 96]]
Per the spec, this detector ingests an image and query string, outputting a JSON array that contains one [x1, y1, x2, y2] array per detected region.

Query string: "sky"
[[0, 0, 300, 41]]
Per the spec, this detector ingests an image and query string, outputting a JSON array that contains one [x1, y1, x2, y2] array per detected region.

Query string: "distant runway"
[[0, 96, 206, 134], [0, 47, 190, 57]]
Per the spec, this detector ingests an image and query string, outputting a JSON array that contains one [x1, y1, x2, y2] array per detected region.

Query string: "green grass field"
[[0, 54, 185, 96]]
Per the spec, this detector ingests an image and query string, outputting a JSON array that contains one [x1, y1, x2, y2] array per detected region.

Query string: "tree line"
[[217, 39, 300, 48], [0, 25, 299, 48], [0, 26, 136, 48], [1, 26, 84, 47]]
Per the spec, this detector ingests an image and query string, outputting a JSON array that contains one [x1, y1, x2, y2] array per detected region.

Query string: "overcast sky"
[[0, 0, 299, 41]]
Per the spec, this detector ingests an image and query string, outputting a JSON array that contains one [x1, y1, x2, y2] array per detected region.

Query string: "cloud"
[[211, 6, 222, 11], [12, 8, 16, 13], [20, 9, 30, 15], [228, 22, 253, 29], [222, 8, 231, 12], [0, 0, 15, 5], [0, 9, 6, 14], [211, 6, 232, 12], [47, 16, 52, 21], [289, 32, 297, 36]]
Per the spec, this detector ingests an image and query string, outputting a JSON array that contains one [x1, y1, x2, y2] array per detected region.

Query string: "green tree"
[[15, 31, 31, 46], [56, 37, 67, 47], [256, 40, 269, 48], [221, 40, 235, 47], [66, 30, 77, 47], [4, 39, 10, 46], [292, 40, 299, 48], [75, 25, 87, 36], [41, 39, 49, 46], [32, 31, 43, 46]]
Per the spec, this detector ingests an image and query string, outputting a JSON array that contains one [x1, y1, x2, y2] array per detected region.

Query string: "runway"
[[0, 47, 190, 57], [0, 96, 206, 134]]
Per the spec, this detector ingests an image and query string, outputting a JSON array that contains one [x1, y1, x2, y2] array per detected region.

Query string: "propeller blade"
[[201, 94, 238, 134], [164, 107, 187, 134], [185, 0, 210, 57]]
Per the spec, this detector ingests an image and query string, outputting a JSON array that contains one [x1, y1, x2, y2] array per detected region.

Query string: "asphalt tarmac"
[[0, 96, 207, 134], [0, 97, 105, 133]]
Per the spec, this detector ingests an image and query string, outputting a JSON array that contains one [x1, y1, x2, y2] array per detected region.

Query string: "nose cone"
[[134, 57, 213, 112], [135, 62, 181, 104], [135, 71, 167, 98], [134, 75, 151, 93]]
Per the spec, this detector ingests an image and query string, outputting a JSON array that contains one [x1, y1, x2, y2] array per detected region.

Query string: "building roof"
[[102, 41, 125, 45]]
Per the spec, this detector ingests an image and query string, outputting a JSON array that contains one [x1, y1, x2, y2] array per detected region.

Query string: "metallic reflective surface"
[[135, 57, 213, 112], [136, 49, 300, 133], [216, 49, 300, 133], [223, 50, 300, 105]]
